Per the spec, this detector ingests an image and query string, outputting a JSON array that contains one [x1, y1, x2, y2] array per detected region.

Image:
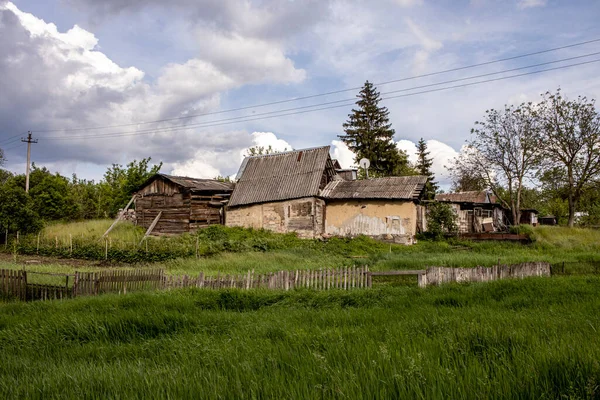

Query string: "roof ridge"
[[243, 145, 330, 159]]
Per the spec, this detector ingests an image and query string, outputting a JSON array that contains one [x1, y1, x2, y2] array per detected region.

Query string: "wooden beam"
[[102, 195, 137, 238], [369, 270, 425, 276], [139, 211, 162, 245]]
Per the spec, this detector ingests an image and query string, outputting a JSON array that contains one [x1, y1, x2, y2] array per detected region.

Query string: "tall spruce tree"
[[415, 138, 438, 199], [339, 81, 408, 177]]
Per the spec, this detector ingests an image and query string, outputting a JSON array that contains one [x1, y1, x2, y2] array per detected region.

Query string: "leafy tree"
[[415, 138, 438, 199], [244, 145, 289, 157], [339, 81, 410, 177], [24, 166, 77, 221], [0, 179, 42, 233], [538, 89, 600, 227], [449, 102, 543, 225], [70, 175, 101, 220], [213, 175, 233, 183], [99, 158, 162, 217], [0, 147, 5, 167], [426, 202, 458, 238]]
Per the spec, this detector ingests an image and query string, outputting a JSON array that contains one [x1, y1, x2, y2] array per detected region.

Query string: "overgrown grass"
[[41, 219, 145, 243], [3, 224, 600, 276], [0, 277, 599, 399]]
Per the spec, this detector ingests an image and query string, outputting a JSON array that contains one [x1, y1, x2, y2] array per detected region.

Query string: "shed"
[[226, 146, 337, 238], [435, 191, 507, 233], [321, 176, 427, 244], [135, 174, 234, 235], [519, 208, 539, 226]]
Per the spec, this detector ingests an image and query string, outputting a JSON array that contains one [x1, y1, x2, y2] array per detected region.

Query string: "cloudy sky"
[[1, 0, 599, 187]]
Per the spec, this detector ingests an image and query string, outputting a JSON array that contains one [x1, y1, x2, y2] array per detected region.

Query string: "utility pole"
[[21, 131, 37, 193]]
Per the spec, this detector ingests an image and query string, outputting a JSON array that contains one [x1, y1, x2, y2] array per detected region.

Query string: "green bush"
[[425, 202, 458, 239]]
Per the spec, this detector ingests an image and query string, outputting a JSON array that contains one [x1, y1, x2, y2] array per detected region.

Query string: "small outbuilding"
[[321, 176, 427, 244], [435, 191, 507, 233], [226, 146, 337, 238], [134, 174, 234, 235]]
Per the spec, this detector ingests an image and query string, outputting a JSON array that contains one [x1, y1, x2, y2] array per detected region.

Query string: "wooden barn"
[[134, 174, 234, 235]]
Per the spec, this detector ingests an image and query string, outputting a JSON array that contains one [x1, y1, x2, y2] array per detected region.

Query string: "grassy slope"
[[1, 277, 599, 399], [4, 224, 600, 276]]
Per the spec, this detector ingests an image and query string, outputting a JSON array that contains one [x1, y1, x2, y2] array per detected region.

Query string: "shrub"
[[426, 202, 458, 239]]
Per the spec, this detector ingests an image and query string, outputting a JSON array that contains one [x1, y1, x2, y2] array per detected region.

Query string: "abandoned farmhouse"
[[131, 145, 537, 243]]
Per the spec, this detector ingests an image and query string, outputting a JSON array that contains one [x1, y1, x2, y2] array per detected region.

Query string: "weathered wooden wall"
[[136, 192, 226, 235], [225, 197, 325, 238], [421, 262, 551, 287], [324, 200, 417, 244]]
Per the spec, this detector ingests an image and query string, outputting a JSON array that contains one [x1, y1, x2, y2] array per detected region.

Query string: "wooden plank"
[[370, 270, 426, 276], [139, 211, 163, 244], [102, 195, 136, 238]]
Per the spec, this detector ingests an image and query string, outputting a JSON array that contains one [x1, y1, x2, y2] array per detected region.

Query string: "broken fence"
[[0, 262, 552, 302]]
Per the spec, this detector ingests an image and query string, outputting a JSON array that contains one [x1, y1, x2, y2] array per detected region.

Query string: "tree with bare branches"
[[449, 102, 543, 225], [538, 89, 600, 227]]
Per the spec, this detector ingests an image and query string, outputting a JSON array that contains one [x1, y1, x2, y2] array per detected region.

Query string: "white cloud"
[[170, 156, 221, 178], [330, 140, 356, 168], [238, 131, 293, 160], [0, 2, 306, 178], [517, 0, 547, 9], [404, 17, 443, 74], [397, 139, 458, 187], [394, 0, 424, 7]]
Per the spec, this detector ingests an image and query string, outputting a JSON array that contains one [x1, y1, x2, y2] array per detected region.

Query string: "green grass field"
[[3, 222, 600, 277], [1, 277, 599, 399]]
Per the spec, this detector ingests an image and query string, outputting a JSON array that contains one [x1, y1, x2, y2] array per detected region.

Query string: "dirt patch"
[[0, 253, 131, 268]]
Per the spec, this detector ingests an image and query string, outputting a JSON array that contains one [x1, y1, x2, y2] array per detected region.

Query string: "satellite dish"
[[359, 158, 370, 169]]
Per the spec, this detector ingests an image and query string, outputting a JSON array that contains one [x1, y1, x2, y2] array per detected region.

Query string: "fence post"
[[69, 234, 73, 256], [73, 272, 79, 298], [21, 270, 27, 301]]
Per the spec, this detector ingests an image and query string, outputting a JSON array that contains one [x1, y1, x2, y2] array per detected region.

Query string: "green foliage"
[[415, 138, 438, 199], [509, 224, 534, 239], [1, 278, 600, 398], [539, 89, 600, 227], [244, 145, 289, 157], [339, 81, 411, 177], [0, 179, 42, 234], [99, 157, 162, 217], [426, 202, 458, 238]]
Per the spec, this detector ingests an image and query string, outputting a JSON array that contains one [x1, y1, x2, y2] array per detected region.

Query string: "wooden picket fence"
[[164, 266, 371, 291], [0, 262, 552, 302]]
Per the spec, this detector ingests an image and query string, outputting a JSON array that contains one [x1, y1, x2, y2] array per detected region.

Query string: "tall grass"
[[42, 219, 145, 243], [0, 277, 599, 398], [4, 223, 600, 276]]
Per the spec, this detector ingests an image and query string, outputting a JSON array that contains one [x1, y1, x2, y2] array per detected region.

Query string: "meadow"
[[2, 220, 600, 277], [0, 277, 599, 399]]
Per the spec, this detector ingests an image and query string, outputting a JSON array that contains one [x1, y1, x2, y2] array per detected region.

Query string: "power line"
[[38, 55, 600, 141], [0, 132, 29, 146], [32, 37, 600, 134], [37, 57, 600, 141]]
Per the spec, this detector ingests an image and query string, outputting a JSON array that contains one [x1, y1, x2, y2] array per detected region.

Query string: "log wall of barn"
[[225, 197, 325, 239], [136, 193, 225, 235]]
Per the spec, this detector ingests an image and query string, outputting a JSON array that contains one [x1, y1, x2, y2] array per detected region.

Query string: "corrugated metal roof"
[[142, 174, 234, 192], [229, 146, 331, 207], [320, 176, 428, 200], [435, 191, 489, 203]]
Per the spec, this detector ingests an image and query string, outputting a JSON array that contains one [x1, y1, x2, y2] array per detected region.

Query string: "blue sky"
[[1, 0, 599, 186]]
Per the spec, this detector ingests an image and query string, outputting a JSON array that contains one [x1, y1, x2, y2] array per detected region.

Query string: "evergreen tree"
[[339, 81, 409, 177], [415, 138, 438, 199]]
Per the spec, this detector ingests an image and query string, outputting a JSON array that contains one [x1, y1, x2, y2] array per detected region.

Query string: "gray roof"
[[321, 176, 428, 200], [141, 174, 234, 193], [229, 146, 332, 207], [435, 191, 490, 203]]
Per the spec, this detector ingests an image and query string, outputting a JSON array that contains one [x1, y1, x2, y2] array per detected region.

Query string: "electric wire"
[[36, 57, 600, 141], [31, 37, 600, 134]]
